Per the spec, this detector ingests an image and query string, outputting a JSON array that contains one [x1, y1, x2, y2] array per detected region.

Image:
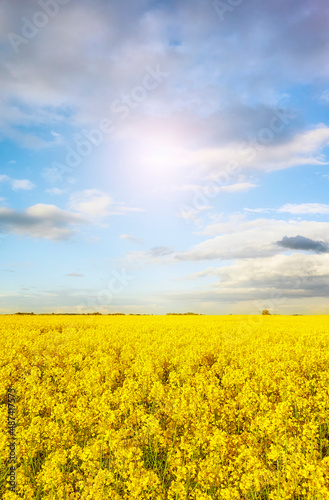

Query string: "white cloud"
[[67, 190, 144, 218], [173, 250, 329, 314], [127, 124, 329, 180], [278, 203, 329, 215], [219, 182, 259, 193], [0, 175, 35, 190], [45, 188, 66, 196], [176, 217, 329, 261], [0, 204, 86, 241], [244, 207, 274, 214], [190, 253, 329, 284], [124, 246, 174, 268], [11, 179, 35, 190], [120, 234, 144, 244], [68, 190, 113, 217], [172, 182, 258, 193], [0, 190, 144, 241], [189, 125, 329, 175], [175, 204, 213, 226], [245, 203, 329, 215]]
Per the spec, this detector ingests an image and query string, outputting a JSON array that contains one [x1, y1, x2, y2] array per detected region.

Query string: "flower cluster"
[[1, 314, 329, 499]]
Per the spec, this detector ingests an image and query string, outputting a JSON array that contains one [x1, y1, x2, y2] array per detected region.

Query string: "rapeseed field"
[[1, 314, 329, 499]]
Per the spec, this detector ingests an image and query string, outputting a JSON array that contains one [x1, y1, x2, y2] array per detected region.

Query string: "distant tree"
[[262, 310, 271, 315]]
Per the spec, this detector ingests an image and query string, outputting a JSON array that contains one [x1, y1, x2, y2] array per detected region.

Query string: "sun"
[[137, 134, 188, 177]]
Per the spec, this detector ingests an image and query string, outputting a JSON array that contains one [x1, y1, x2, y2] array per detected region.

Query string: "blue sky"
[[1, 0, 329, 314]]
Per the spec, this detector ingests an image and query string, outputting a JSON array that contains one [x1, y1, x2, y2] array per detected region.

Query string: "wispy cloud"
[[124, 246, 174, 267], [246, 203, 329, 215], [149, 247, 173, 257], [120, 234, 144, 244], [172, 182, 258, 193], [67, 190, 144, 218], [45, 188, 66, 196], [278, 203, 329, 215]]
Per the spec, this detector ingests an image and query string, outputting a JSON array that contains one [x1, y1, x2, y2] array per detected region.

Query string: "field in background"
[[1, 315, 329, 499]]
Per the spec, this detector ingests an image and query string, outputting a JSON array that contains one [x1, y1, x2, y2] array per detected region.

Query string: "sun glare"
[[137, 134, 188, 175]]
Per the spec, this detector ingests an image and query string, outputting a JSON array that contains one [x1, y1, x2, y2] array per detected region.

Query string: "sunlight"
[[137, 134, 188, 174]]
